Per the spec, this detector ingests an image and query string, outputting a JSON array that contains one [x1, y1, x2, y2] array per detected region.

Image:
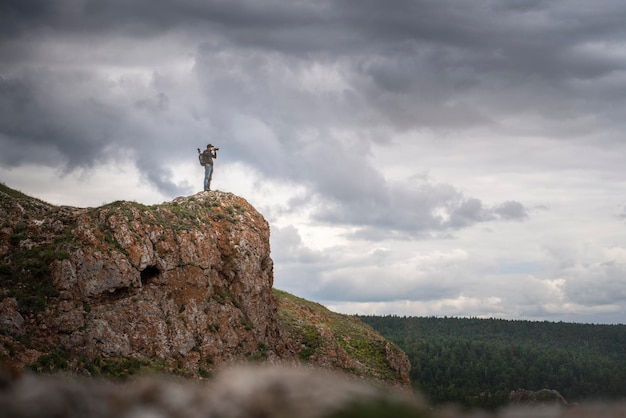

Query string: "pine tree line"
[[358, 315, 626, 409]]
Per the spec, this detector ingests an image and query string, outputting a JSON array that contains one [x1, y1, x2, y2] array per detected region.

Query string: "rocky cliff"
[[0, 183, 409, 389], [0, 184, 293, 373]]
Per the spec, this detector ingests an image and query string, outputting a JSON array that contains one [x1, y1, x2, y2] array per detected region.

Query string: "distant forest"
[[357, 316, 626, 409]]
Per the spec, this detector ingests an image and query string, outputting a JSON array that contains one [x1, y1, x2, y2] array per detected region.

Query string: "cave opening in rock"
[[140, 265, 160, 285]]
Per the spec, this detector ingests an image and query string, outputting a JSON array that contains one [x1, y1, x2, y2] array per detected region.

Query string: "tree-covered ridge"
[[358, 315, 626, 409]]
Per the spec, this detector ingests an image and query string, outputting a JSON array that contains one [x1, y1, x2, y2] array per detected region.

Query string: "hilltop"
[[0, 183, 409, 390]]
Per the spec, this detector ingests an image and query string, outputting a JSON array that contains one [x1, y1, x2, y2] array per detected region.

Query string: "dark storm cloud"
[[0, 70, 191, 195], [0, 73, 114, 167], [7, 0, 626, 63], [0, 0, 324, 40]]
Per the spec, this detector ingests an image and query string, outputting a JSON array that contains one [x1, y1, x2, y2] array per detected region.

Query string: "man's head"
[[207, 144, 213, 149]]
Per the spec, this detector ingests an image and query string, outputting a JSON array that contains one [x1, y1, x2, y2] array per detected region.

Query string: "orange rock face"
[[1, 190, 296, 374]]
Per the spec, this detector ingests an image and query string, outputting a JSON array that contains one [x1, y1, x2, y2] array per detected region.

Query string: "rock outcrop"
[[0, 184, 410, 389], [0, 188, 295, 373]]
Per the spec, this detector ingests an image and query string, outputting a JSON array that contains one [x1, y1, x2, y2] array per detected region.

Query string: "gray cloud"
[[312, 178, 528, 239], [271, 225, 324, 264], [493, 201, 529, 221], [0, 69, 193, 195], [0, 72, 116, 168], [270, 225, 329, 296], [562, 259, 626, 307]]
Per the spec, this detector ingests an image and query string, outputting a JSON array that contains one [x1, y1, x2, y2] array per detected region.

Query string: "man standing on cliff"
[[198, 144, 218, 191]]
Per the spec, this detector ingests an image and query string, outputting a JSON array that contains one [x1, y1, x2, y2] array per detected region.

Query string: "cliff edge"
[[0, 183, 409, 389]]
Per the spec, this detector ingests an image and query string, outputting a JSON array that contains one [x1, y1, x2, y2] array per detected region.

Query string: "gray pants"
[[204, 164, 213, 191]]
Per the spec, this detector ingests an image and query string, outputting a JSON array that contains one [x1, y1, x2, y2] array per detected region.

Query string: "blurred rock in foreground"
[[0, 365, 421, 418], [2, 365, 626, 418]]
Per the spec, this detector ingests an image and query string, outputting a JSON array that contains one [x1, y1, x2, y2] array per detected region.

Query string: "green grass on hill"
[[274, 289, 406, 385]]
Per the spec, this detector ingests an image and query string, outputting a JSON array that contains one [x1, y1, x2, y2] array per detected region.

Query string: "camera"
[[198, 146, 219, 153]]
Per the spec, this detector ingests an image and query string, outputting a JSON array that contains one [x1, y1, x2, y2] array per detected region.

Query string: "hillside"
[[274, 289, 410, 389], [0, 182, 409, 390]]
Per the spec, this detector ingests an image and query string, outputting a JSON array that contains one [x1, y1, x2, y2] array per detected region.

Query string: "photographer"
[[198, 144, 218, 191]]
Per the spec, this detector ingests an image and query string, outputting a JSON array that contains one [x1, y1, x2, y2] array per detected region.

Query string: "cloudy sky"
[[2, 0, 626, 324]]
